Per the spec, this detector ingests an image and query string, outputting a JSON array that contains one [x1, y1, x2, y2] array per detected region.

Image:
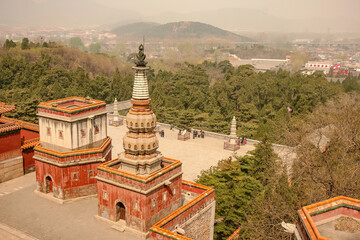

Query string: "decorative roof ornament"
[[135, 44, 147, 67]]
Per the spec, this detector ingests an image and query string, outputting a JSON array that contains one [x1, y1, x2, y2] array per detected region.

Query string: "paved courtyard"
[[0, 172, 142, 240], [108, 124, 257, 181]]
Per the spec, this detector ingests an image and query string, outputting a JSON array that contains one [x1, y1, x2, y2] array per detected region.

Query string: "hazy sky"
[[0, 0, 359, 32], [93, 0, 359, 20]]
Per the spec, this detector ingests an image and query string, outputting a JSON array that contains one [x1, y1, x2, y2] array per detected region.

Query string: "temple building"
[[295, 196, 360, 240], [96, 45, 216, 239], [0, 102, 39, 182], [33, 97, 112, 201]]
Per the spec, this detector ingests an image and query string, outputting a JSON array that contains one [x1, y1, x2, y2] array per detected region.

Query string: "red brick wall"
[[36, 161, 100, 189], [0, 131, 21, 155], [97, 174, 182, 232], [22, 148, 35, 173], [21, 129, 39, 141], [311, 207, 360, 222]]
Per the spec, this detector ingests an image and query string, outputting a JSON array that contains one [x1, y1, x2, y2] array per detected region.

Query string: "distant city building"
[[0, 103, 39, 182], [304, 61, 333, 75]]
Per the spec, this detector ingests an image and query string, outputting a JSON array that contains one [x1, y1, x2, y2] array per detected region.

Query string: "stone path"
[[0, 174, 142, 240]]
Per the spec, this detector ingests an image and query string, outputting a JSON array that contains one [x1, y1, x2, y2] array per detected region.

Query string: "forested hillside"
[[1, 44, 357, 144], [0, 47, 133, 123]]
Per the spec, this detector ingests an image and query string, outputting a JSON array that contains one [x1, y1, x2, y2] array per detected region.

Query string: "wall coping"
[[97, 157, 182, 183], [297, 196, 360, 240], [149, 180, 215, 240]]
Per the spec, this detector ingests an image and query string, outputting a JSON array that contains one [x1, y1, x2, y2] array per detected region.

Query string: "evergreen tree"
[[21, 38, 30, 50]]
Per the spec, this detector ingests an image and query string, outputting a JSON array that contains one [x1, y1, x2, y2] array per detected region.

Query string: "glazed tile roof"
[[34, 137, 111, 158], [98, 157, 182, 183], [0, 102, 15, 114], [38, 96, 106, 115], [21, 137, 40, 150], [0, 122, 21, 134], [0, 116, 39, 132]]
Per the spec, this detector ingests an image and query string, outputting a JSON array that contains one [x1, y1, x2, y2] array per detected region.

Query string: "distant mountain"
[[111, 22, 160, 38], [112, 21, 251, 41]]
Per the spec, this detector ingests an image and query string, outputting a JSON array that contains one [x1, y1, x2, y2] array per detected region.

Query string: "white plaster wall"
[[39, 113, 107, 151], [39, 117, 72, 150]]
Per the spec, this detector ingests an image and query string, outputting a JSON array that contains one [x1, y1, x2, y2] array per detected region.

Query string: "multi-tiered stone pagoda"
[[96, 45, 215, 239]]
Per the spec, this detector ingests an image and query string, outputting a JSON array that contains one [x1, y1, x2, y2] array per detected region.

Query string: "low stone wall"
[[0, 155, 23, 182]]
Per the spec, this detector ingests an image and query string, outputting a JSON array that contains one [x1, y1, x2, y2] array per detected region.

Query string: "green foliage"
[[196, 156, 262, 239], [196, 137, 296, 240], [21, 38, 30, 50], [3, 39, 17, 50], [89, 42, 101, 53], [69, 37, 84, 50], [150, 61, 342, 142], [0, 53, 132, 123], [342, 76, 360, 92]]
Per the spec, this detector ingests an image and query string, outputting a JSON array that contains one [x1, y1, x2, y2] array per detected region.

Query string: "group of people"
[[238, 136, 247, 145], [193, 130, 205, 139], [159, 129, 165, 137]]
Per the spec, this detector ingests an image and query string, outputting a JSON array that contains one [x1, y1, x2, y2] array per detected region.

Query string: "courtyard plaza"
[[0, 122, 295, 239], [109, 123, 295, 181]]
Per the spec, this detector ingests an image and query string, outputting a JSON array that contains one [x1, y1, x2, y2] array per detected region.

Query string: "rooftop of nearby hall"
[[37, 96, 106, 116], [0, 102, 15, 115], [297, 196, 360, 240]]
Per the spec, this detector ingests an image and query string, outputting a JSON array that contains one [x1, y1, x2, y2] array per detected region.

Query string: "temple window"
[[173, 186, 177, 196], [134, 145, 137, 150], [134, 200, 139, 211], [71, 172, 79, 181], [151, 121, 154, 126], [147, 144, 150, 149], [88, 170, 95, 179], [153, 143, 155, 148], [135, 122, 138, 127], [130, 122, 133, 126], [81, 129, 86, 138], [141, 145, 144, 150], [163, 192, 167, 202], [94, 125, 99, 134], [103, 190, 108, 201], [141, 122, 144, 127], [59, 130, 63, 139], [47, 127, 51, 136], [147, 122, 150, 127], [128, 144, 131, 149], [152, 198, 157, 208]]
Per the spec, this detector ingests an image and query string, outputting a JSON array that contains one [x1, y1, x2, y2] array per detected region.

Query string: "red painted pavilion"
[[34, 97, 112, 200]]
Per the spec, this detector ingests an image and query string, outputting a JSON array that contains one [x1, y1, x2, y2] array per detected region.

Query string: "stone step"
[[111, 221, 126, 232]]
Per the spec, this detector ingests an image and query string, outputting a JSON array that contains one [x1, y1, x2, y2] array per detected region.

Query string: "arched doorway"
[[45, 176, 53, 193], [116, 202, 126, 221]]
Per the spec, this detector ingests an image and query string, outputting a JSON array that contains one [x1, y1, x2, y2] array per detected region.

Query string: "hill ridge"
[[112, 21, 251, 41]]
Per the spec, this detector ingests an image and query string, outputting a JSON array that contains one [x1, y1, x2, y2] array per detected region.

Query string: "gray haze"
[[0, 0, 359, 33]]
